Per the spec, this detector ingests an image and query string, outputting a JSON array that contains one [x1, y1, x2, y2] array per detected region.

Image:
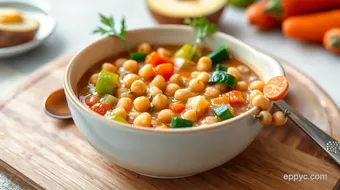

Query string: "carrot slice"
[[91, 103, 112, 116], [263, 76, 289, 101], [211, 96, 230, 105], [170, 103, 185, 113], [145, 52, 173, 67], [226, 90, 245, 106], [155, 63, 174, 81], [85, 95, 100, 107]]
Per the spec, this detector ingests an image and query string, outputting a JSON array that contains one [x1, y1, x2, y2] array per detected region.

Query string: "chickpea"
[[138, 64, 155, 79], [202, 116, 219, 125], [133, 112, 152, 127], [228, 67, 241, 81], [174, 88, 194, 102], [123, 60, 139, 73], [152, 94, 168, 111], [114, 58, 127, 67], [169, 74, 183, 86], [134, 96, 150, 112], [151, 75, 166, 91], [147, 86, 163, 99], [138, 43, 152, 54], [158, 109, 174, 123], [197, 56, 212, 71], [249, 90, 263, 103], [165, 83, 180, 96], [189, 79, 205, 92], [123, 74, 139, 88], [249, 80, 265, 92], [102, 62, 117, 73], [236, 65, 251, 75], [117, 97, 133, 111], [183, 110, 197, 121], [89, 73, 99, 84], [236, 81, 249, 91], [272, 111, 288, 126], [157, 47, 172, 57], [257, 110, 272, 126], [197, 72, 210, 84], [204, 86, 220, 98], [118, 88, 134, 99], [191, 71, 200, 78], [113, 107, 127, 120], [214, 83, 227, 93], [130, 80, 146, 96], [251, 95, 271, 110]]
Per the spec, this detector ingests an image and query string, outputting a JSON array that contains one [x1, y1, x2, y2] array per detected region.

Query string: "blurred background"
[[0, 0, 339, 107]]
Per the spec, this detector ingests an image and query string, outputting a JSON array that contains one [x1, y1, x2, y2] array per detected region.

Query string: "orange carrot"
[[245, 1, 281, 30], [263, 76, 289, 101], [265, 0, 340, 19], [283, 10, 340, 42], [145, 52, 173, 67], [211, 96, 230, 105], [226, 90, 245, 106], [323, 28, 340, 54], [170, 103, 185, 113], [155, 63, 174, 81]]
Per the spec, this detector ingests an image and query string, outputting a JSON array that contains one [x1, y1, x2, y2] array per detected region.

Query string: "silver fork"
[[275, 100, 340, 166]]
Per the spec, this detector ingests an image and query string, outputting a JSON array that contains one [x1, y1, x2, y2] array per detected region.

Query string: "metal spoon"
[[275, 100, 340, 165], [44, 88, 72, 119]]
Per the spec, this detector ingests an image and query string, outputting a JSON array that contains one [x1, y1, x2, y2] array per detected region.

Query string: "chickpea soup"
[[78, 44, 265, 129]]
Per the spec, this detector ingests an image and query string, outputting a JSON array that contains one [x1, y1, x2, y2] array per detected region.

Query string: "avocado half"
[[147, 0, 228, 24]]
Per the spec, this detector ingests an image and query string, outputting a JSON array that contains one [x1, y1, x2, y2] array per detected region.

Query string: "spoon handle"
[[275, 100, 340, 166]]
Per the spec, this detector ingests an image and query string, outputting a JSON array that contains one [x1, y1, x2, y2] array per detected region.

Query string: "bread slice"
[[0, 8, 40, 47]]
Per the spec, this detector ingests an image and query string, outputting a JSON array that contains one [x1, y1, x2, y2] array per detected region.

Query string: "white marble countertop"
[[0, 0, 339, 108]]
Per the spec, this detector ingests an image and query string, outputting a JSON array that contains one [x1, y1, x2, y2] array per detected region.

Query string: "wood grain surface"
[[0, 55, 339, 190]]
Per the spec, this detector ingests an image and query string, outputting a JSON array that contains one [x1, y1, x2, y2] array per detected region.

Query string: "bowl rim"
[[64, 24, 284, 134]]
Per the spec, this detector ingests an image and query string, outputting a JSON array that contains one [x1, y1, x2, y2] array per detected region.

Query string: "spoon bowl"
[[44, 88, 72, 119]]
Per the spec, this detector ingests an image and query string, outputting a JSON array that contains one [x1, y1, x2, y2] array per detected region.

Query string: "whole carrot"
[[283, 10, 340, 42], [264, 0, 340, 18], [323, 28, 340, 54], [245, 1, 281, 30]]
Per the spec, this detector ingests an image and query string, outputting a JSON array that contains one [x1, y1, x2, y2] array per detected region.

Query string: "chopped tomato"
[[226, 90, 245, 106], [170, 103, 185, 113], [263, 76, 289, 101], [155, 63, 174, 81], [211, 96, 230, 105], [91, 103, 112, 116], [145, 52, 173, 67], [85, 96, 100, 107]]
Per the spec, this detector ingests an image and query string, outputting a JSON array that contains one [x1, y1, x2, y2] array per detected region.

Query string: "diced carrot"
[[226, 90, 245, 106], [211, 96, 230, 105], [170, 103, 185, 113], [145, 52, 173, 67], [91, 103, 112, 116], [85, 95, 100, 107], [155, 63, 174, 81]]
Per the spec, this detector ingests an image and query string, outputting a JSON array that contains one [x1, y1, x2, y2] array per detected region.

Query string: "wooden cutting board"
[[0, 55, 339, 190]]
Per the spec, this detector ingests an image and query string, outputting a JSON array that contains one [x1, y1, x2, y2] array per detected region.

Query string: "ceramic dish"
[[0, 0, 56, 58], [64, 25, 284, 178]]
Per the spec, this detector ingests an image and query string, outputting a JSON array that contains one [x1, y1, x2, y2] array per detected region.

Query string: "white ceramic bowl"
[[64, 25, 284, 178]]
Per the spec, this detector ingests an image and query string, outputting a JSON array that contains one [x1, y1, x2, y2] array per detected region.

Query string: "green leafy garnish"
[[184, 17, 217, 59], [93, 14, 131, 55]]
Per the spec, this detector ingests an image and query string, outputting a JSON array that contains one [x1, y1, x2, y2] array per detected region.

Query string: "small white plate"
[[0, 0, 56, 58]]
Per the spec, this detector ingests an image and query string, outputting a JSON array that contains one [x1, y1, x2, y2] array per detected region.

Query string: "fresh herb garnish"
[[184, 17, 217, 59], [93, 14, 131, 55]]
